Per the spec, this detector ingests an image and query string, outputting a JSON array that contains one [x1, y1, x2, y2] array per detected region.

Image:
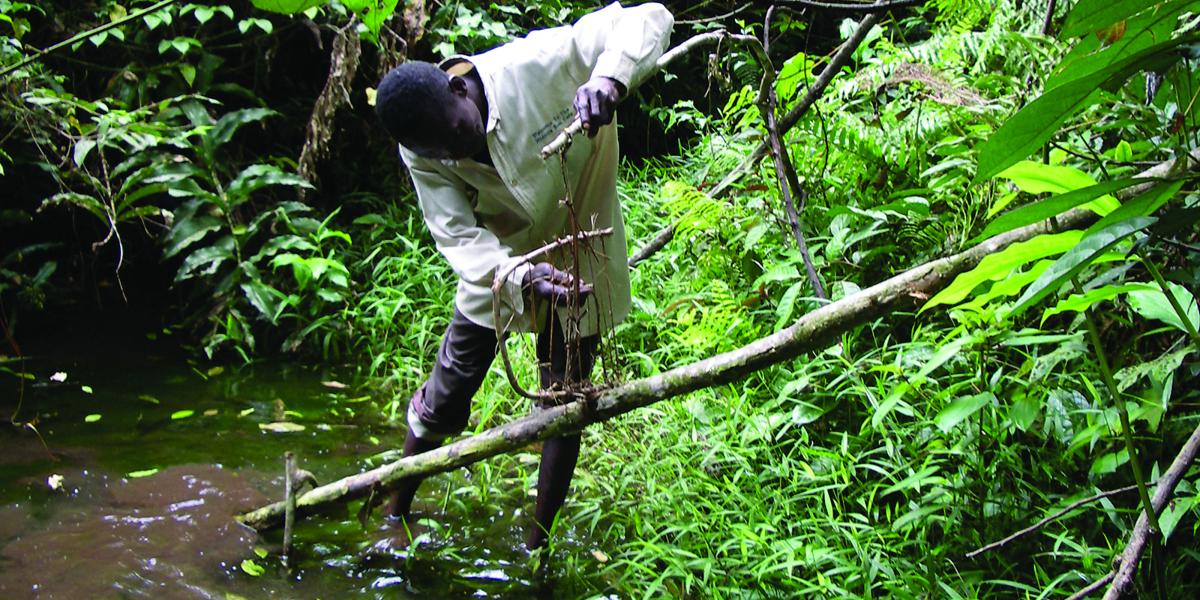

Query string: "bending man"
[[374, 2, 673, 550]]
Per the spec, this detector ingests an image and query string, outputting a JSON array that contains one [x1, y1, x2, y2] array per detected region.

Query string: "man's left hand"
[[574, 77, 625, 137]]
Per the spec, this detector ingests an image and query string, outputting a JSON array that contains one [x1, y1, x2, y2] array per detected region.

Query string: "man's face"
[[402, 75, 486, 161]]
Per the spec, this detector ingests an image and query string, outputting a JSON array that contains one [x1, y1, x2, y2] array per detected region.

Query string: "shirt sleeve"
[[572, 2, 674, 90], [404, 155, 532, 325]]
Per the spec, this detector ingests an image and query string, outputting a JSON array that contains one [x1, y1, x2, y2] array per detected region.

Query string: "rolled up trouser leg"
[[407, 307, 499, 440]]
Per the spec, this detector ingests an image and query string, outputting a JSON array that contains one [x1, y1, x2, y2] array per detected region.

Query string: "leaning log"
[[238, 154, 1190, 531], [239, 211, 1084, 531]]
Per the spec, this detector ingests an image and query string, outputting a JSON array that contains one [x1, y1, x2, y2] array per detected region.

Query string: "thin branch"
[[965, 482, 1148, 559], [490, 228, 614, 400], [1102, 421, 1200, 599], [631, 12, 881, 266], [0, 0, 181, 79], [1068, 571, 1116, 600], [1042, 0, 1059, 36]]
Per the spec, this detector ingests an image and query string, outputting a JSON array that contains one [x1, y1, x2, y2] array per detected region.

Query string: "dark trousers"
[[409, 307, 599, 437]]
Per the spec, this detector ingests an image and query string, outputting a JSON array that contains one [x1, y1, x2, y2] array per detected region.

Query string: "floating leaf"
[[127, 468, 160, 479], [239, 408, 256, 417], [81, 385, 94, 394], [259, 422, 306, 433], [254, 547, 269, 559], [203, 409, 219, 416], [171, 409, 196, 420], [84, 413, 102, 423], [138, 394, 160, 405], [47, 474, 64, 491], [240, 558, 266, 577], [321, 380, 348, 390], [50, 371, 67, 383]]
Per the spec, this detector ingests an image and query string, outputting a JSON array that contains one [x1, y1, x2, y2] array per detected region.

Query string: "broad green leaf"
[[242, 280, 288, 323], [171, 409, 195, 420], [935, 392, 995, 434], [1009, 393, 1041, 431], [1160, 496, 1197, 540], [1090, 448, 1129, 476], [226, 164, 312, 204], [976, 177, 1144, 242], [922, 231, 1083, 311], [342, 0, 401, 41], [1129, 281, 1200, 333], [240, 558, 266, 576], [164, 208, 222, 259], [775, 281, 804, 331], [1041, 283, 1157, 323], [1085, 179, 1185, 236], [1061, 0, 1156, 38], [997, 161, 1099, 195], [250, 0, 327, 14], [1009, 217, 1156, 318], [84, 413, 102, 423], [203, 109, 277, 157], [958, 260, 1054, 314], [176, 239, 234, 282], [976, 34, 1193, 183], [1051, 0, 1197, 89]]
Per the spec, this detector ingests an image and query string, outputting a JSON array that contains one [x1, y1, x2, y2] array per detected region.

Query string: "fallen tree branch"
[[1100, 421, 1200, 599], [965, 482, 1149, 559], [236, 152, 1198, 532], [238, 212, 1088, 531], [631, 12, 881, 267]]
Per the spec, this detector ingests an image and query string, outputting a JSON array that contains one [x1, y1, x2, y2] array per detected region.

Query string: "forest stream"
[[0, 328, 597, 598]]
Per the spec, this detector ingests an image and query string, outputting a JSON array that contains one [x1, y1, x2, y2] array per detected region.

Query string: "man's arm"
[[406, 161, 532, 319], [569, 2, 674, 134]]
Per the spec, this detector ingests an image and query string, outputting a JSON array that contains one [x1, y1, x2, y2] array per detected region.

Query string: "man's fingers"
[[574, 91, 592, 134], [590, 88, 612, 129]]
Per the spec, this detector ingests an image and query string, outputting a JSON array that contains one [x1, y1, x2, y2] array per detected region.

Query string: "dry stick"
[[1100, 421, 1200, 599], [238, 208, 1099, 531], [629, 12, 882, 268], [1042, 0, 1059, 36], [965, 482, 1150, 559], [282, 452, 297, 560], [1068, 572, 1116, 600], [489, 228, 614, 401]]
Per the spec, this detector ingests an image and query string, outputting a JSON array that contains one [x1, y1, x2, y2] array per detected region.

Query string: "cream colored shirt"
[[398, 2, 673, 336]]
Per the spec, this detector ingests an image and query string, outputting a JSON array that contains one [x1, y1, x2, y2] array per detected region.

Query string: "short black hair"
[[375, 61, 453, 142]]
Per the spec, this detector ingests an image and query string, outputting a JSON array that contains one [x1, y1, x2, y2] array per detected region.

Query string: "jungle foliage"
[[2, 0, 1200, 598]]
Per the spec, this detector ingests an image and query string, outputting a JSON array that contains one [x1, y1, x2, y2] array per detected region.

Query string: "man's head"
[[375, 61, 486, 160]]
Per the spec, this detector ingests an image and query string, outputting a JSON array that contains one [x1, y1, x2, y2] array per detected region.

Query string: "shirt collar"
[[439, 56, 499, 133]]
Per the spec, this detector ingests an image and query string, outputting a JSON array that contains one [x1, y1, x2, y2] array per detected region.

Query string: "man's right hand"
[[523, 262, 593, 304]]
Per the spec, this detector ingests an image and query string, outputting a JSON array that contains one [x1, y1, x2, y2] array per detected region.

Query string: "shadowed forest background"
[[2, 0, 1200, 598]]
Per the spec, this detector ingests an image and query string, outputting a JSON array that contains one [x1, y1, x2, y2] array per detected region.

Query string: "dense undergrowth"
[[3, 0, 1200, 598]]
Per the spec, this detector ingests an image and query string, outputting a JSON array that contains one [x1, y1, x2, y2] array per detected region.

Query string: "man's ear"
[[448, 74, 468, 97]]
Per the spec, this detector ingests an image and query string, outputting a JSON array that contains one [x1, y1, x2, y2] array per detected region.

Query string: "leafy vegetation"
[[3, 0, 1200, 598]]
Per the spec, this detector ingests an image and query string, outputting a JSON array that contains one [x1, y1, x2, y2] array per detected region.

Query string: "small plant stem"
[[1072, 280, 1160, 537], [1138, 252, 1200, 345], [0, 0, 181, 79]]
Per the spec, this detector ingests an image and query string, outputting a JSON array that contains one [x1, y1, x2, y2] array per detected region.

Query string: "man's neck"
[[463, 70, 493, 165]]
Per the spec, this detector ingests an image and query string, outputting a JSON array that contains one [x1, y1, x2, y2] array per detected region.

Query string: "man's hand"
[[523, 262, 593, 304], [573, 77, 625, 137]]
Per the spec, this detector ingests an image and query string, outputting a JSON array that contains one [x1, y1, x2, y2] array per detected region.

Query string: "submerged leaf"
[[259, 421, 306, 433]]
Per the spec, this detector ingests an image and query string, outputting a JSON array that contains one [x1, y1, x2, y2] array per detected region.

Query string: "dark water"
[[0, 333, 609, 598]]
